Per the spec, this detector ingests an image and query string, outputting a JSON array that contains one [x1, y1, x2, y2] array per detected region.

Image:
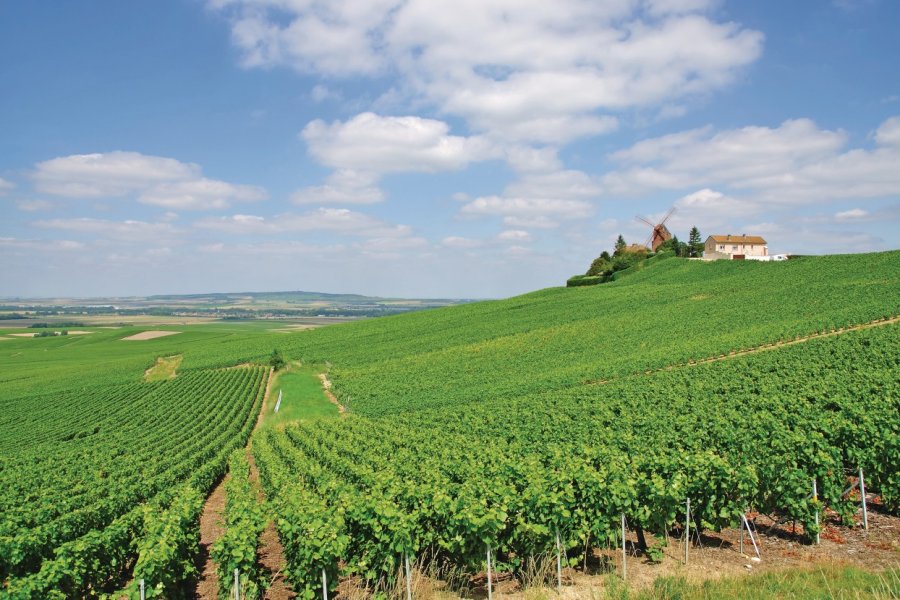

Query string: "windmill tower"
[[636, 207, 676, 252]]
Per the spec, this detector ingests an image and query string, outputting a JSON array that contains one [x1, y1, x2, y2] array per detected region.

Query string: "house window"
[[719, 245, 725, 250], [732, 245, 738, 251]]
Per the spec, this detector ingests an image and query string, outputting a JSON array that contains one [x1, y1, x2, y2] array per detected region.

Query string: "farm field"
[[0, 251, 899, 598]]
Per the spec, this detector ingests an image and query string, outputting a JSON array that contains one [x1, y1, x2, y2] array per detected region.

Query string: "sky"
[[1, 0, 899, 299]]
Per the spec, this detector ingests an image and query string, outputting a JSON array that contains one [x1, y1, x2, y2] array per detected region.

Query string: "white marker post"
[[140, 579, 145, 600], [621, 514, 627, 581], [322, 568, 328, 600], [813, 478, 820, 545], [741, 514, 761, 559], [405, 553, 413, 600], [274, 389, 282, 413], [234, 568, 241, 600], [486, 544, 493, 600], [859, 467, 868, 531], [555, 527, 563, 592], [684, 498, 690, 565]]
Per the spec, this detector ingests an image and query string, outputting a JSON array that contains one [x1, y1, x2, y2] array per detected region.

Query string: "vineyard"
[[253, 322, 899, 597], [0, 364, 267, 597], [1, 251, 899, 598]]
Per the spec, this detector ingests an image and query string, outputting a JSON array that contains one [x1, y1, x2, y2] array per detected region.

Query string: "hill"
[[1, 251, 898, 597]]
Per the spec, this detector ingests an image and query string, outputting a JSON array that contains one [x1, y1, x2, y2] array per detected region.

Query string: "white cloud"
[[15, 199, 55, 212], [875, 116, 900, 147], [497, 229, 533, 242], [460, 196, 593, 229], [212, 0, 763, 144], [33, 152, 198, 197], [138, 178, 266, 210], [291, 170, 384, 205], [673, 188, 761, 227], [604, 116, 900, 204], [834, 208, 869, 221], [33, 218, 183, 243], [441, 236, 484, 249], [0, 177, 14, 195], [31, 151, 267, 210], [296, 112, 501, 205], [0, 237, 85, 251], [302, 112, 498, 174], [195, 208, 413, 238]]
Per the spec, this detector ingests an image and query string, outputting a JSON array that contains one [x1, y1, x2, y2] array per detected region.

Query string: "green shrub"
[[566, 275, 604, 287]]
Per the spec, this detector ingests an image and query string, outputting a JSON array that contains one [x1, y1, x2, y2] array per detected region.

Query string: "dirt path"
[[196, 366, 294, 600], [318, 373, 346, 414], [248, 453, 295, 599], [195, 475, 229, 599], [586, 314, 900, 386]]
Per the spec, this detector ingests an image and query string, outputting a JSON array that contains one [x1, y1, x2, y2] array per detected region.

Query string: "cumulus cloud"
[[211, 0, 763, 144], [497, 229, 533, 242], [291, 170, 385, 205], [0, 177, 14, 194], [302, 112, 498, 174], [15, 199, 55, 212], [875, 116, 900, 147], [603, 116, 900, 204], [195, 208, 413, 238], [671, 188, 761, 230], [33, 217, 183, 243], [294, 112, 500, 205], [138, 178, 266, 210], [0, 237, 85, 252], [834, 208, 869, 221], [31, 151, 267, 210], [460, 196, 593, 229]]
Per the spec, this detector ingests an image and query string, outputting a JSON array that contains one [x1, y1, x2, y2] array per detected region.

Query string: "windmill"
[[636, 207, 676, 252]]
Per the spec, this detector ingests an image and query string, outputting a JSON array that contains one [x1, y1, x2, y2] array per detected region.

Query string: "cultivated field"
[[0, 251, 898, 599]]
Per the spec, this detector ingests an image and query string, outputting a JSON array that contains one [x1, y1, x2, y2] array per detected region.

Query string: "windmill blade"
[[636, 216, 655, 227], [660, 206, 677, 225], [645, 233, 655, 248]]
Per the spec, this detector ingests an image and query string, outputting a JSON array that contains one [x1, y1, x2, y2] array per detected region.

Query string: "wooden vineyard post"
[[684, 498, 690, 565], [234, 568, 241, 600], [621, 514, 627, 581], [555, 527, 563, 593], [322, 568, 328, 600], [813, 478, 820, 545], [859, 467, 869, 530], [486, 544, 493, 600], [405, 552, 413, 600]]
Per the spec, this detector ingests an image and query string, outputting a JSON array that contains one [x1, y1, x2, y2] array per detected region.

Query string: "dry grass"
[[143, 354, 183, 381], [122, 330, 181, 341]]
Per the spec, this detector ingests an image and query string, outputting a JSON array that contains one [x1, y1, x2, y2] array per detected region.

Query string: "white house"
[[704, 235, 768, 260]]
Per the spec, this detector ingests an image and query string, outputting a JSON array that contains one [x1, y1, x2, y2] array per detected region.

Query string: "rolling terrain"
[[0, 251, 898, 598]]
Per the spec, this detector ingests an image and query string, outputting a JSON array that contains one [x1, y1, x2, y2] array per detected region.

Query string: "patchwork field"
[[0, 251, 898, 598]]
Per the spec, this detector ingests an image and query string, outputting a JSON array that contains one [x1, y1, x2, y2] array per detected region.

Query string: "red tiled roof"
[[706, 235, 767, 245]]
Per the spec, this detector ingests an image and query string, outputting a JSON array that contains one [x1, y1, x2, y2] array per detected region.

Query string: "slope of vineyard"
[[1, 251, 898, 597], [248, 251, 900, 596], [0, 364, 267, 597], [268, 251, 900, 415]]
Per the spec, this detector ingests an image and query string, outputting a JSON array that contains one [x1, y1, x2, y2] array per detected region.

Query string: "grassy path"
[[586, 313, 900, 385], [196, 362, 336, 599]]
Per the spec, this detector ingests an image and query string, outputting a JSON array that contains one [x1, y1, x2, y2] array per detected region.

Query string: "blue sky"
[[1, 0, 898, 299]]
